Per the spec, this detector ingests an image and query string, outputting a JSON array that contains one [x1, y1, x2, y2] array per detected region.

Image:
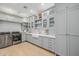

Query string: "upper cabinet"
[[43, 19, 47, 28], [55, 4, 67, 34], [49, 7, 55, 16], [49, 17, 55, 27], [68, 6, 79, 35], [42, 11, 49, 19], [35, 19, 42, 28], [49, 7, 55, 27], [34, 15, 37, 20]]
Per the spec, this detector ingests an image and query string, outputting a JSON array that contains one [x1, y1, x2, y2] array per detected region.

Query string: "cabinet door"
[[55, 8, 66, 34], [31, 37, 35, 43], [55, 35, 67, 56], [39, 36, 44, 48], [68, 6, 79, 35], [39, 37, 43, 47], [41, 37, 49, 50], [32, 37, 38, 45], [69, 36, 79, 56], [5, 34, 12, 46], [29, 35, 32, 43], [26, 34, 31, 42], [26, 34, 28, 41], [36, 37, 41, 47], [22, 33, 26, 42], [34, 37, 39, 45]]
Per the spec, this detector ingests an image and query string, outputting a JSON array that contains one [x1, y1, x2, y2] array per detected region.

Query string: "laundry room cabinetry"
[[25, 33, 55, 52], [67, 5, 79, 56], [54, 4, 67, 55], [40, 36, 55, 52], [55, 7, 67, 35], [55, 3, 79, 56], [68, 6, 79, 35]]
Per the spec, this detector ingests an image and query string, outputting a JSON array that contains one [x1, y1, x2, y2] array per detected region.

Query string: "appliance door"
[[5, 34, 12, 46], [0, 35, 5, 48], [12, 33, 21, 45]]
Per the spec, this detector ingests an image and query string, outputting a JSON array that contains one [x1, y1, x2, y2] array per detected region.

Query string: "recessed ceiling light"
[[41, 3, 44, 6]]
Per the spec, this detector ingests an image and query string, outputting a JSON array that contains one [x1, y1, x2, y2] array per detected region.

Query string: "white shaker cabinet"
[[55, 35, 67, 56], [40, 36, 55, 52], [22, 33, 26, 42], [26, 34, 32, 42], [68, 5, 79, 56], [68, 6, 79, 35], [55, 8, 66, 35], [69, 36, 79, 56], [55, 3, 79, 56]]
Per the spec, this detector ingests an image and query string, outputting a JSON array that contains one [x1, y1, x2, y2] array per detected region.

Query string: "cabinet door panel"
[[22, 33, 26, 42], [69, 36, 79, 56], [68, 7, 79, 35], [36, 37, 42, 47], [55, 9, 66, 34], [41, 36, 49, 49], [55, 35, 67, 56], [26, 34, 31, 42]]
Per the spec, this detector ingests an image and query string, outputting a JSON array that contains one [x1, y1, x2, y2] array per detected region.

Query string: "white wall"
[[0, 21, 21, 32]]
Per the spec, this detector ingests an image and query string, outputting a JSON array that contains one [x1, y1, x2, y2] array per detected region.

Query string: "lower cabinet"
[[25, 33, 79, 56], [55, 35, 79, 56], [32, 37, 41, 47], [25, 34, 55, 52], [26, 34, 32, 42], [69, 36, 79, 56], [40, 36, 55, 52], [55, 35, 67, 56], [40, 36, 49, 50], [22, 33, 26, 42], [32, 37, 38, 45]]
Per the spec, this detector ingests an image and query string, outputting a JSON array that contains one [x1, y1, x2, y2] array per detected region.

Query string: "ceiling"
[[0, 3, 54, 17]]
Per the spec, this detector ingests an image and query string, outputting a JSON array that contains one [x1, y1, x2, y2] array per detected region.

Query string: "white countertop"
[[22, 32, 56, 38]]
